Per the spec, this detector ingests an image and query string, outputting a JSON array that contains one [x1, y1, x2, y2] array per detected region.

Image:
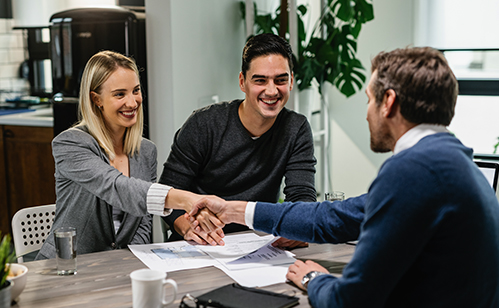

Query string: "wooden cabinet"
[[0, 125, 56, 236]]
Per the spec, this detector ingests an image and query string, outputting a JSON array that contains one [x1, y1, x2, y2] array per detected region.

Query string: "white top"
[[146, 183, 173, 216], [244, 123, 449, 229], [393, 124, 448, 155]]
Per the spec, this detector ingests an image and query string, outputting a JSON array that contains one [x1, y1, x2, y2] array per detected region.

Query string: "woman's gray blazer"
[[36, 126, 157, 259]]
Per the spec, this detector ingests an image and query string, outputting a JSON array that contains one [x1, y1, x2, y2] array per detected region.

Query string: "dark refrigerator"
[[50, 6, 149, 137]]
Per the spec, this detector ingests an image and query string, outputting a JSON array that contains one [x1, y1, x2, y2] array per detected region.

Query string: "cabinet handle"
[[4, 129, 14, 138]]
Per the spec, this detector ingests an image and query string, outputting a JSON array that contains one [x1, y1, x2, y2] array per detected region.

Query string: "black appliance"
[[49, 7, 148, 137], [22, 27, 52, 98]]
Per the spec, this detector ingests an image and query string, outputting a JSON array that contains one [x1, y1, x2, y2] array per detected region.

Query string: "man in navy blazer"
[[189, 47, 499, 308]]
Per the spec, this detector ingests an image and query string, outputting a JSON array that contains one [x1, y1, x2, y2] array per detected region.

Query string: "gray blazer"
[[37, 126, 157, 259]]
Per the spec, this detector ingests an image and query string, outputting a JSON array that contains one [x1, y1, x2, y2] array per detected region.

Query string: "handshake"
[[182, 195, 248, 246], [173, 192, 308, 250]]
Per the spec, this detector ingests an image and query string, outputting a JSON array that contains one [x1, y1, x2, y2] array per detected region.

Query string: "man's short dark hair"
[[371, 47, 458, 126], [241, 33, 294, 78]]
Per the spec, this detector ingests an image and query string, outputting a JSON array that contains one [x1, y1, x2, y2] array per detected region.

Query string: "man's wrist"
[[226, 201, 249, 225], [301, 271, 328, 289], [174, 216, 190, 237]]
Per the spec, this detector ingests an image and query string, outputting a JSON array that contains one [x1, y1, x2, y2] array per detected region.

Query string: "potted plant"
[[0, 233, 15, 308], [240, 0, 374, 97]]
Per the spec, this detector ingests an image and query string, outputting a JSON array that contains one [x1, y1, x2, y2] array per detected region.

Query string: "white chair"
[[11, 204, 56, 263]]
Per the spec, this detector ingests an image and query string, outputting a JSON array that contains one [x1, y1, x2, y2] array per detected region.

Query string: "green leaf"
[[239, 1, 245, 19], [351, 20, 362, 39], [335, 59, 367, 97], [254, 14, 276, 34], [296, 57, 322, 91], [355, 0, 374, 23], [0, 233, 14, 289], [297, 4, 307, 16], [334, 0, 355, 22]]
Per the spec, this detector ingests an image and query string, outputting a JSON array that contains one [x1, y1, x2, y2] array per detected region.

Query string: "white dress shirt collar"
[[393, 123, 448, 155]]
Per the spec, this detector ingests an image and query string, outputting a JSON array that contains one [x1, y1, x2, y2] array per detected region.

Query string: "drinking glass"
[[54, 227, 77, 275]]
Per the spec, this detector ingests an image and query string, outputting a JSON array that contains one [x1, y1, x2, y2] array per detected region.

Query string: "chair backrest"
[[11, 204, 56, 263], [475, 161, 499, 192]]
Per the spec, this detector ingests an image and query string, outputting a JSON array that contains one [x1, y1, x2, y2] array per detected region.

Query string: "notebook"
[[191, 283, 299, 308]]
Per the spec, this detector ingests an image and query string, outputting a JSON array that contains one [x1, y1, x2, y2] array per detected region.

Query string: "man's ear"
[[239, 72, 246, 93], [289, 72, 294, 91], [382, 89, 398, 118]]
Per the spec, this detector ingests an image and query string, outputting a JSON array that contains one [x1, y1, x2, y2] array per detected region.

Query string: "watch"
[[301, 271, 327, 289]]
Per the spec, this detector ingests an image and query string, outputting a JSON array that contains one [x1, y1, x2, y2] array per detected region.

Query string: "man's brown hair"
[[371, 47, 458, 126]]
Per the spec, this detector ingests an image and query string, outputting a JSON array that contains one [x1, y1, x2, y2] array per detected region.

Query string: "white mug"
[[130, 269, 178, 308]]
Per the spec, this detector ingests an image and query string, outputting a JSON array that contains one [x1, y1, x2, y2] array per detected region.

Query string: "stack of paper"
[[129, 233, 296, 287]]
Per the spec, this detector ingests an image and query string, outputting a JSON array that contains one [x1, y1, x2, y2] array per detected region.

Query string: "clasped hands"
[[183, 195, 309, 250], [181, 195, 237, 246], [184, 195, 326, 290]]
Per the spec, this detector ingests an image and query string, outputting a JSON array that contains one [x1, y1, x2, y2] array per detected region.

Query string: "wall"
[[145, 0, 244, 174], [414, 0, 499, 49], [326, 0, 415, 197], [145, 0, 416, 200], [145, 0, 245, 241], [0, 18, 28, 102]]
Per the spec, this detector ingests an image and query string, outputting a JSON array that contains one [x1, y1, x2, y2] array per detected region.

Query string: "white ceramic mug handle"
[[162, 278, 177, 306]]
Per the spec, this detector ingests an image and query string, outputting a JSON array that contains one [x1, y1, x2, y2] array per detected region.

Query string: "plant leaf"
[[335, 59, 366, 97], [334, 0, 355, 22], [0, 233, 14, 289], [355, 0, 374, 23]]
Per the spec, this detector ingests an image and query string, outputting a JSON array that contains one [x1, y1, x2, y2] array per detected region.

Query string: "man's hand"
[[189, 195, 228, 221], [286, 260, 329, 291], [188, 196, 247, 232], [272, 238, 309, 249], [175, 210, 225, 246]]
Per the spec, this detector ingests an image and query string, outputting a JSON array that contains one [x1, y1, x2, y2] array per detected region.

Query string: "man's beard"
[[370, 125, 392, 153]]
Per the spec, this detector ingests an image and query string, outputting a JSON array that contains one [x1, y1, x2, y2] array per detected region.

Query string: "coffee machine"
[[49, 6, 148, 137]]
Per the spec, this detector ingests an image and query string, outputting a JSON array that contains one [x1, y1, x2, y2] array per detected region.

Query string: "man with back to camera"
[[158, 33, 319, 247], [189, 47, 499, 307]]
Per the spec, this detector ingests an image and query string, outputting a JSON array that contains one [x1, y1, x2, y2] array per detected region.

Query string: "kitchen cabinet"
[[0, 125, 55, 236]]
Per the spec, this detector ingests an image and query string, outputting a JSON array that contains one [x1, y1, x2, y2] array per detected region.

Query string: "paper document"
[[198, 233, 277, 263], [216, 264, 291, 287], [128, 233, 296, 287], [129, 241, 216, 273], [222, 243, 295, 270]]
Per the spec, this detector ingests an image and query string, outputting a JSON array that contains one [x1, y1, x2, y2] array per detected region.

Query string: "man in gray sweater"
[[159, 33, 317, 247]]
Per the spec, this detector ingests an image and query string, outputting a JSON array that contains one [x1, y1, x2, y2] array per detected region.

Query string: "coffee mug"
[[130, 269, 177, 308]]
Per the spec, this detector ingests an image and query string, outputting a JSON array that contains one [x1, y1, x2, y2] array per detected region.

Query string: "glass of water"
[[325, 191, 345, 202], [54, 227, 77, 275]]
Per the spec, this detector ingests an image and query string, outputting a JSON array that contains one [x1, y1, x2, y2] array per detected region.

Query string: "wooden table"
[[12, 240, 355, 307]]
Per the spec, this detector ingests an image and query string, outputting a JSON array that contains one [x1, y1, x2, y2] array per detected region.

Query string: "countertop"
[[0, 107, 53, 127]]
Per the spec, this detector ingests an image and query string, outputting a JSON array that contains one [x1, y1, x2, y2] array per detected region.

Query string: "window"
[[415, 0, 499, 157]]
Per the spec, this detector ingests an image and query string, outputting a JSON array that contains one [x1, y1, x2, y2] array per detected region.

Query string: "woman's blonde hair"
[[78, 50, 144, 160]]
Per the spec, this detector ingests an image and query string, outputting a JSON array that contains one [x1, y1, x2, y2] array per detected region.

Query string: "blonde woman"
[[36, 51, 219, 259]]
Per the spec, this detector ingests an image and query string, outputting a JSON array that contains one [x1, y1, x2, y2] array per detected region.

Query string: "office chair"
[[11, 204, 56, 263], [475, 161, 499, 192]]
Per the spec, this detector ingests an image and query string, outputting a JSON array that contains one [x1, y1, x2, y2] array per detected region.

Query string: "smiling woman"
[[90, 67, 142, 141], [35, 51, 218, 260], [79, 51, 145, 162]]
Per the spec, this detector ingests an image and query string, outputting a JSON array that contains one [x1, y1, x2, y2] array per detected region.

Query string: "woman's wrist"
[[165, 188, 199, 212]]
